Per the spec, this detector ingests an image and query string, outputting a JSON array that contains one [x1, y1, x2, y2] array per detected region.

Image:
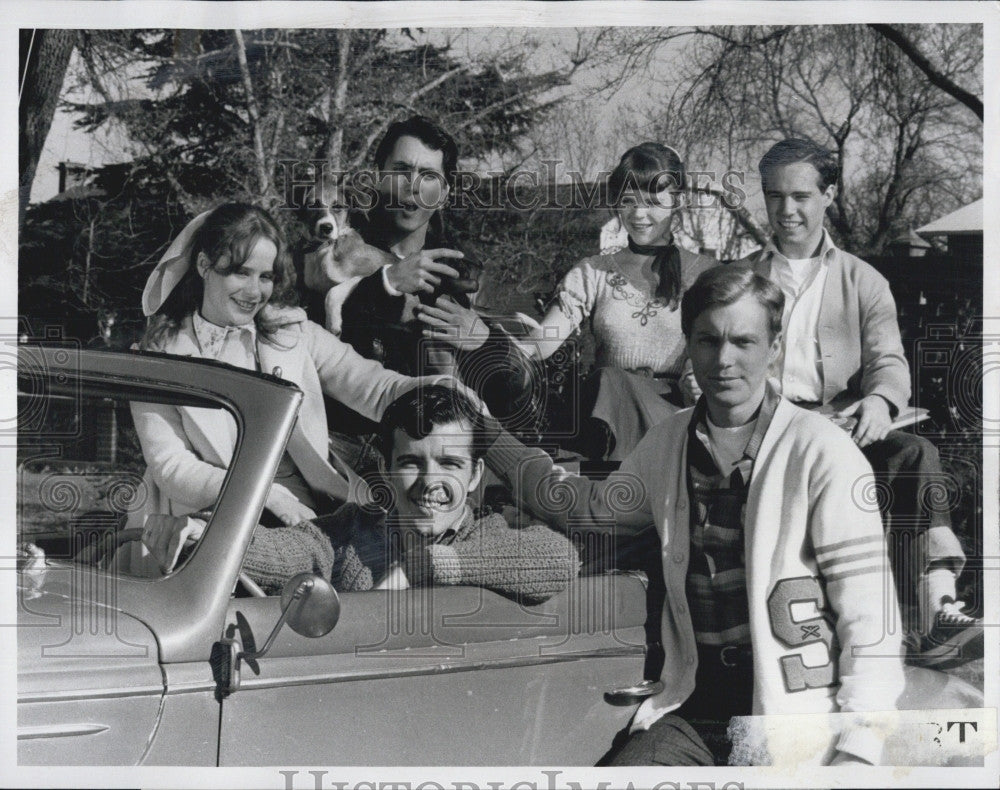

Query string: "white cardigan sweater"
[[129, 306, 432, 521], [486, 397, 906, 764]]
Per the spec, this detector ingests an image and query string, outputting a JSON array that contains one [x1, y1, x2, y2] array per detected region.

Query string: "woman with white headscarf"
[[126, 203, 445, 570]]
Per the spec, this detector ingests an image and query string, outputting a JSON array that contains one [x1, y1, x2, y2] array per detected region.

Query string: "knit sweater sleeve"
[[240, 520, 338, 596], [482, 418, 656, 534], [239, 503, 385, 595], [404, 513, 581, 604], [554, 258, 598, 330]]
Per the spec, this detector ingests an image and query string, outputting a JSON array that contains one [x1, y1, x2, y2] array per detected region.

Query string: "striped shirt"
[[685, 384, 780, 646]]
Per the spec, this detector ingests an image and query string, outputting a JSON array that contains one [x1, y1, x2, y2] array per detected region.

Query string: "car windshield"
[[17, 358, 234, 578]]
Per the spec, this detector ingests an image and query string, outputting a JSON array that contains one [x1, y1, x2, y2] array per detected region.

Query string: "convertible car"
[[16, 344, 655, 766]]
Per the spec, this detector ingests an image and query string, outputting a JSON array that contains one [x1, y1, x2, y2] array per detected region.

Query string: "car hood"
[[18, 562, 162, 698]]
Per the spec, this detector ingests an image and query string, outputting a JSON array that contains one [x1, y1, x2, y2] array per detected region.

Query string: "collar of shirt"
[[771, 254, 826, 302], [192, 311, 258, 365], [688, 382, 782, 484], [762, 228, 837, 269]]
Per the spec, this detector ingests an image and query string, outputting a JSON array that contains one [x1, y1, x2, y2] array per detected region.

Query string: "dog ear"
[[295, 184, 322, 226]]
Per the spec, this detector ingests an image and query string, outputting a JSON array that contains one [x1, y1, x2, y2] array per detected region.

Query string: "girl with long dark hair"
[[422, 143, 717, 459]]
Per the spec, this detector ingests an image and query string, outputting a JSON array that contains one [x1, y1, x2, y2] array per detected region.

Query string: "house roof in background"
[[892, 228, 932, 248], [916, 198, 983, 236]]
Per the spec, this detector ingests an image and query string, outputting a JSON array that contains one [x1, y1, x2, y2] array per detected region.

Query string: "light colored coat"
[[127, 306, 433, 525]]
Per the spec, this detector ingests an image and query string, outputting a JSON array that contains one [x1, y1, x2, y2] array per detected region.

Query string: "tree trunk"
[[233, 29, 270, 200], [324, 29, 352, 170], [82, 216, 96, 304], [19, 29, 76, 229]]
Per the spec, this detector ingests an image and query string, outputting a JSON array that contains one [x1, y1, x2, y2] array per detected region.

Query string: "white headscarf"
[[141, 210, 213, 317]]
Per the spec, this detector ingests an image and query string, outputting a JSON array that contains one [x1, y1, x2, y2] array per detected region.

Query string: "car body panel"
[[222, 652, 640, 765], [17, 566, 164, 765], [219, 579, 647, 765], [141, 663, 222, 766], [17, 347, 653, 766]]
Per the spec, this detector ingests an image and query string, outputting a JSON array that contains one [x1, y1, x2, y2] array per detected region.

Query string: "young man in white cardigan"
[[481, 265, 905, 765]]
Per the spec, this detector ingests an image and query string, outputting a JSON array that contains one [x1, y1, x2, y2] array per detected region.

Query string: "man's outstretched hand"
[[417, 296, 490, 351]]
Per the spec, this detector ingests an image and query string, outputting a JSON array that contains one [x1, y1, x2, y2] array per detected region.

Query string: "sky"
[[31, 50, 143, 203]]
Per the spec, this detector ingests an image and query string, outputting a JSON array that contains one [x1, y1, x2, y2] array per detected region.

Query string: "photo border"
[[4, 2, 997, 788]]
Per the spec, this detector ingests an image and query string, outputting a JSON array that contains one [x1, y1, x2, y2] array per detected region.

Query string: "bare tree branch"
[[454, 92, 561, 133], [869, 24, 983, 121], [350, 64, 470, 168], [688, 182, 770, 248]]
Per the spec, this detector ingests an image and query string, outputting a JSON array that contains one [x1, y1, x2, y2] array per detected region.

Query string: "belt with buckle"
[[699, 643, 753, 669]]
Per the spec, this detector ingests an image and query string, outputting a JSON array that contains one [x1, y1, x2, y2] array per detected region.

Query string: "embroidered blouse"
[[555, 247, 716, 377], [192, 311, 259, 370]]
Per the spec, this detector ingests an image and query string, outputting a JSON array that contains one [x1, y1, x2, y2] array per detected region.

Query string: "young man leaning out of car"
[[140, 385, 580, 604]]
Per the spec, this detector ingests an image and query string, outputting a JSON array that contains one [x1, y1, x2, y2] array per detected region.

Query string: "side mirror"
[[248, 573, 340, 659], [280, 572, 341, 638], [220, 573, 340, 695]]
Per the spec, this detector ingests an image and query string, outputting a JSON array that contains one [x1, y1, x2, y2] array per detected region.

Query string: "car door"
[[17, 345, 307, 766], [15, 351, 213, 766], [217, 570, 651, 765]]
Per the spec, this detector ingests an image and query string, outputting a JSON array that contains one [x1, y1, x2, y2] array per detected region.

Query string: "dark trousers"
[[575, 367, 679, 461], [602, 649, 753, 766], [861, 429, 957, 627], [862, 429, 952, 531]]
